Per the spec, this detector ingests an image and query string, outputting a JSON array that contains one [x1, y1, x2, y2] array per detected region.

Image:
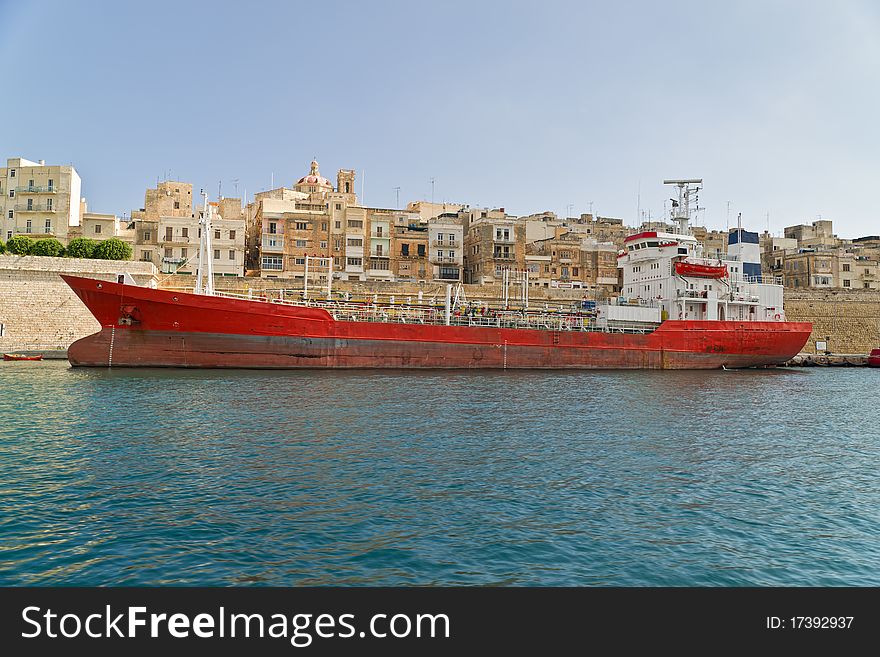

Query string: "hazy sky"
[[1, 0, 878, 236]]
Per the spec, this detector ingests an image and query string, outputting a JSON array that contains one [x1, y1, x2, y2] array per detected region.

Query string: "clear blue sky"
[[2, 0, 878, 236]]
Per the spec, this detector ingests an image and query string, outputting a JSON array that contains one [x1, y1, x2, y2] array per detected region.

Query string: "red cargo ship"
[[62, 180, 811, 369]]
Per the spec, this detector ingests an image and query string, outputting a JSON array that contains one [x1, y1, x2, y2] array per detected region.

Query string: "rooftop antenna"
[[271, 172, 274, 190], [218, 180, 222, 200], [232, 178, 239, 197], [361, 169, 366, 206], [636, 180, 641, 227], [726, 200, 731, 234], [394, 186, 401, 208], [430, 177, 435, 208]]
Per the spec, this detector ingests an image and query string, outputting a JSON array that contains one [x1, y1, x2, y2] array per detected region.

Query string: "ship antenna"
[[195, 189, 215, 296]]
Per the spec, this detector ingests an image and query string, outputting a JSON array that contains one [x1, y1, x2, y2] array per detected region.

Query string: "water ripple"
[[0, 361, 878, 586]]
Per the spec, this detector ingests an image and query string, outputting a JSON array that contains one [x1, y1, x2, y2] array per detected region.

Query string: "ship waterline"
[[63, 275, 811, 369]]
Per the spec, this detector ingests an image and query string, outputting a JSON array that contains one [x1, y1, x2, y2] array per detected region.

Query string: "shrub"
[[6, 235, 34, 255], [93, 238, 133, 261], [66, 237, 99, 259], [0, 240, 5, 254], [29, 238, 65, 257]]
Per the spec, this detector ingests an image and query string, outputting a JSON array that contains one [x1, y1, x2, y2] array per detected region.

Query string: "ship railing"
[[165, 288, 658, 334]]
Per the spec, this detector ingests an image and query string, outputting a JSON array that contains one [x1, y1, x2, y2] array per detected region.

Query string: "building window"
[[7, 210, 12, 219], [165, 247, 173, 257], [213, 249, 220, 260], [335, 221, 341, 229], [28, 179, 35, 190], [843, 279, 851, 287], [214, 229, 220, 240], [182, 227, 188, 238], [321, 222, 327, 231], [347, 257, 362, 266], [348, 220, 363, 229], [7, 190, 12, 198], [181, 248, 187, 259], [401, 243, 410, 256], [843, 263, 850, 272], [166, 227, 173, 241], [262, 256, 282, 271], [347, 238, 363, 247], [94, 224, 102, 234], [437, 250, 443, 258], [229, 230, 235, 240], [27, 198, 33, 210], [334, 239, 341, 250], [296, 222, 309, 230], [142, 250, 153, 262], [268, 222, 277, 234], [295, 239, 307, 247], [174, 201, 180, 209], [294, 257, 306, 266], [143, 230, 152, 241], [417, 244, 425, 256], [25, 219, 32, 233], [46, 199, 53, 213], [375, 226, 383, 237], [48, 179, 54, 191], [10, 169, 15, 177], [44, 219, 51, 233], [228, 250, 235, 260], [448, 234, 456, 244], [320, 240, 327, 249]]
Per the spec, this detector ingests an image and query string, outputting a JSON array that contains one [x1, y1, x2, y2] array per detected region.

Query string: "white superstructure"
[[602, 180, 786, 324]]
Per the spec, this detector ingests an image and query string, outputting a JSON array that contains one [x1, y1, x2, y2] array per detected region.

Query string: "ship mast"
[[195, 189, 215, 296], [663, 178, 702, 235]]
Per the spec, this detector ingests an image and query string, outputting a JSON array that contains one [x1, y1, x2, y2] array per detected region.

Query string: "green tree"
[[0, 239, 6, 255], [6, 236, 34, 255], [66, 237, 99, 259], [93, 238, 133, 261], [29, 238, 65, 257]]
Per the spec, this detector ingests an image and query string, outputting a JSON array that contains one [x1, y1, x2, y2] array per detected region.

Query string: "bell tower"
[[337, 169, 356, 203]]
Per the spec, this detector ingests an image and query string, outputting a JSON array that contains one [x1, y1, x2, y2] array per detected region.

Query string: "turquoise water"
[[0, 360, 878, 586]]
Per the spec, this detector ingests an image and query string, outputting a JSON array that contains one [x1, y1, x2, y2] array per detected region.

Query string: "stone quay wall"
[[783, 289, 880, 355], [0, 255, 157, 352]]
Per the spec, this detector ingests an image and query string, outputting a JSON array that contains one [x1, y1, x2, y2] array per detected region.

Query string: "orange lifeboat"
[[674, 261, 728, 279]]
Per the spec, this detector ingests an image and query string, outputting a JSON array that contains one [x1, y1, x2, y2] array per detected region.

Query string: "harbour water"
[[1, 361, 878, 586]]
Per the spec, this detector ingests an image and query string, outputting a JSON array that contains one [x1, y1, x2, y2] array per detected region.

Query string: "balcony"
[[432, 239, 457, 247], [437, 273, 461, 281], [369, 251, 390, 258], [493, 252, 515, 260], [433, 255, 458, 264], [15, 203, 57, 212], [16, 185, 58, 193], [493, 236, 515, 244], [261, 236, 285, 252], [370, 232, 389, 239]]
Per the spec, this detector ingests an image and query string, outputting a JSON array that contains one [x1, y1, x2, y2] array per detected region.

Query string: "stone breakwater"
[[784, 289, 880, 355]]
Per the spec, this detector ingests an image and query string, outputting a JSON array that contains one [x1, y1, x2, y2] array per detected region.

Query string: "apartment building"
[[462, 210, 525, 284], [0, 157, 81, 243], [427, 217, 463, 282]]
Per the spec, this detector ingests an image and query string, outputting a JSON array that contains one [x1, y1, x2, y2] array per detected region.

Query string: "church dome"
[[296, 160, 333, 189]]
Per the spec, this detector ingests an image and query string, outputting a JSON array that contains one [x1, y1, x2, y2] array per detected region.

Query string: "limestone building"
[[0, 157, 82, 243]]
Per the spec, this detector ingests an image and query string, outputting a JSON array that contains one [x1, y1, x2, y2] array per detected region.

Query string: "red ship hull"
[[62, 275, 812, 370]]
